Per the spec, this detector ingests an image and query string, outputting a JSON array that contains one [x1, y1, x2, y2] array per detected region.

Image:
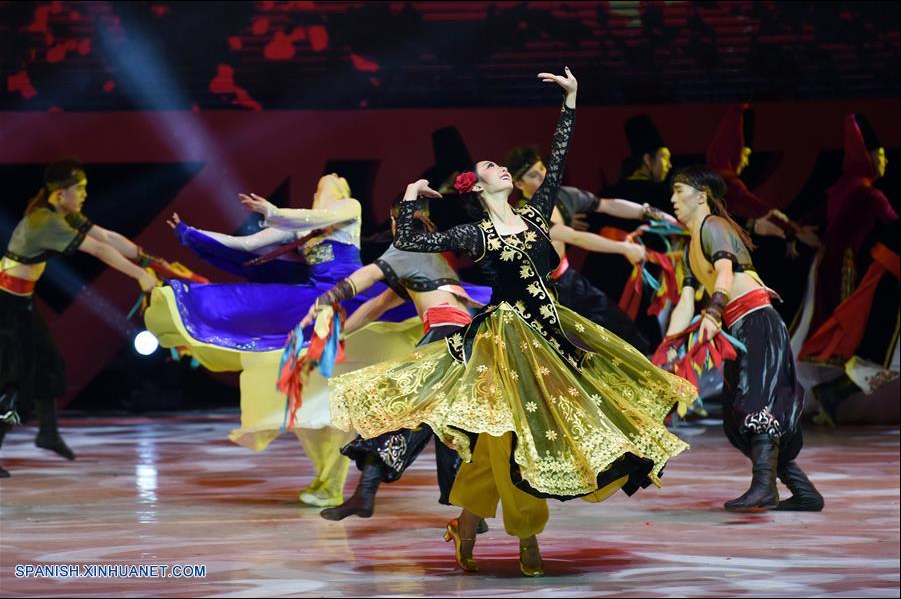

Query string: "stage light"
[[134, 330, 159, 356]]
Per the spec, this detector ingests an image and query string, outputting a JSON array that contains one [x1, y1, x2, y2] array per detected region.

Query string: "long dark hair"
[[26, 160, 86, 215], [672, 165, 756, 250]]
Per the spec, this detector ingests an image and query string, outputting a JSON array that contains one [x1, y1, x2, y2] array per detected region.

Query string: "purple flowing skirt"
[[164, 232, 491, 352], [166, 239, 418, 352]]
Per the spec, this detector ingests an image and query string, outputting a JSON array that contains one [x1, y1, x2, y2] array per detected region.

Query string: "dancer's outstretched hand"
[[621, 241, 647, 264], [239, 193, 277, 218], [538, 66, 577, 97], [404, 179, 442, 202], [166, 212, 182, 230]]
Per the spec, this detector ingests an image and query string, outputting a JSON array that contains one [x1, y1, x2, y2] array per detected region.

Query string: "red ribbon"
[[647, 250, 681, 316], [618, 263, 642, 320], [617, 249, 681, 321]]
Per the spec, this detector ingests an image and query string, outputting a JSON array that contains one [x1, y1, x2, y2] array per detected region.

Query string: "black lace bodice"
[[394, 103, 588, 366]]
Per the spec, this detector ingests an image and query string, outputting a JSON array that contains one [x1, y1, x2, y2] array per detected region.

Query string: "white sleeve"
[[262, 198, 360, 231], [198, 226, 295, 252]]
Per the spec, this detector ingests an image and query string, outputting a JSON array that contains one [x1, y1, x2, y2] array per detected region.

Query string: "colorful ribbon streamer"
[[276, 305, 346, 430]]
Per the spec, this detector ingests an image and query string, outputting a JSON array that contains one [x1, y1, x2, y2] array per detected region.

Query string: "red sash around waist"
[[0, 271, 37, 296], [422, 304, 472, 333], [724, 287, 773, 328], [549, 254, 570, 280]]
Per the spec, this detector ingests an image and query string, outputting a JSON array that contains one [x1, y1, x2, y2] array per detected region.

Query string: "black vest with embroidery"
[[447, 202, 590, 369]]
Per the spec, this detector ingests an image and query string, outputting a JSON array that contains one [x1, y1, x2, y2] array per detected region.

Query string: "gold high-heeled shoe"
[[443, 518, 479, 572], [519, 544, 544, 577]]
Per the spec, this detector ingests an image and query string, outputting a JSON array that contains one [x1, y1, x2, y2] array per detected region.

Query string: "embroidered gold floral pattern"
[[539, 304, 556, 321], [467, 205, 585, 368], [500, 247, 517, 262], [504, 234, 523, 249], [330, 272, 692, 498]]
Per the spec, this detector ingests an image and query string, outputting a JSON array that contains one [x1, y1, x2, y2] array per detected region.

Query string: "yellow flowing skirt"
[[145, 286, 422, 450], [330, 301, 694, 500]]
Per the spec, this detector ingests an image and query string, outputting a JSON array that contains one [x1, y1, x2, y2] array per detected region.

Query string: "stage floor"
[[1, 415, 898, 597]]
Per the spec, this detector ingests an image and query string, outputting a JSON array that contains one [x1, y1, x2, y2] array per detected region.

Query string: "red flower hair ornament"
[[454, 171, 478, 194]]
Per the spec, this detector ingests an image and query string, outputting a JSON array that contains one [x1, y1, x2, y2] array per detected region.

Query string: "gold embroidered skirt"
[[330, 301, 693, 500]]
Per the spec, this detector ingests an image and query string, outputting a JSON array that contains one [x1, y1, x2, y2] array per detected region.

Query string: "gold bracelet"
[[703, 317, 722, 331], [701, 309, 722, 326]]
